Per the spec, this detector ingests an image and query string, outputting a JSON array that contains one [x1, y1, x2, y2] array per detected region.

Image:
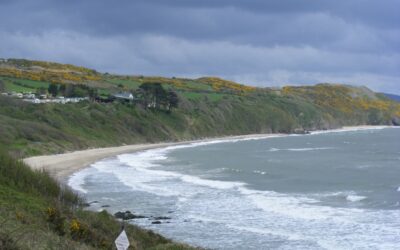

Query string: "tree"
[[48, 83, 59, 97], [136, 82, 178, 112], [167, 90, 179, 112], [64, 85, 75, 97], [87, 88, 98, 100], [0, 79, 4, 92], [59, 84, 66, 96], [138, 82, 167, 109], [36, 87, 47, 95]]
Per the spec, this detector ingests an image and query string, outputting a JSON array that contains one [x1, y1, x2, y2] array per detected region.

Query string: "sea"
[[68, 127, 400, 249]]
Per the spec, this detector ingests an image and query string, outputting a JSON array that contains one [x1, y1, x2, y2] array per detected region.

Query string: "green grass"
[[179, 80, 213, 91], [13, 78, 50, 89], [0, 76, 50, 93], [181, 92, 227, 102], [104, 77, 142, 89], [3, 80, 33, 93]]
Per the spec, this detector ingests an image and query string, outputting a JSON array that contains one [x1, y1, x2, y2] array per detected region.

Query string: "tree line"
[[135, 82, 179, 112], [47, 82, 179, 112], [48, 83, 97, 98]]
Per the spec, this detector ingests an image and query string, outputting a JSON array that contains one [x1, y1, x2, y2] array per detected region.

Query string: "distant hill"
[[0, 58, 399, 157], [383, 93, 400, 102]]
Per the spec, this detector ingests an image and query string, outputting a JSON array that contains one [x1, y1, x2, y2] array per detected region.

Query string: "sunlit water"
[[69, 127, 400, 249]]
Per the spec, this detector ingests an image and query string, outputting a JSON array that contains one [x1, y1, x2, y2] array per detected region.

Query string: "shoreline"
[[23, 125, 392, 182]]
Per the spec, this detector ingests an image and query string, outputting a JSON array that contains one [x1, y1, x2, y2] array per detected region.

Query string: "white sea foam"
[[180, 175, 245, 189], [397, 187, 400, 192], [309, 126, 390, 135], [253, 170, 267, 175], [238, 187, 354, 220], [268, 147, 332, 152], [312, 191, 368, 203], [67, 168, 92, 193], [346, 195, 367, 202], [287, 147, 332, 151], [85, 148, 247, 197]]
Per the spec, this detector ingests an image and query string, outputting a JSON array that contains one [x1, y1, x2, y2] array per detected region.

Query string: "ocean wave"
[[253, 170, 267, 175], [309, 126, 391, 135], [67, 168, 93, 194], [237, 187, 356, 220], [85, 149, 247, 197], [310, 191, 368, 203], [220, 167, 242, 173], [346, 195, 367, 202], [180, 175, 245, 190], [268, 147, 332, 152]]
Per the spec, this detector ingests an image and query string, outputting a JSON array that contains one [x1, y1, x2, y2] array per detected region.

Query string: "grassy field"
[[0, 76, 50, 93]]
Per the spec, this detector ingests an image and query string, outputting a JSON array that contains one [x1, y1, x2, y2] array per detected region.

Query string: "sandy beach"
[[23, 125, 391, 182], [23, 133, 280, 181]]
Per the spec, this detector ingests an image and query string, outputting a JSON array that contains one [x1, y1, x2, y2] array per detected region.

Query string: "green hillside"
[[0, 59, 399, 157]]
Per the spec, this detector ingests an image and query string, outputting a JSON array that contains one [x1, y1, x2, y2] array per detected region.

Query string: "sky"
[[1, 0, 399, 94]]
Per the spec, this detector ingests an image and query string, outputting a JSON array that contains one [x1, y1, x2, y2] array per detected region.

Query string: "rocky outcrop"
[[392, 117, 400, 126], [114, 211, 147, 220]]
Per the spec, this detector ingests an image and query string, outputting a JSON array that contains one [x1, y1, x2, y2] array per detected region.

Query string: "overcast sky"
[[1, 0, 399, 94]]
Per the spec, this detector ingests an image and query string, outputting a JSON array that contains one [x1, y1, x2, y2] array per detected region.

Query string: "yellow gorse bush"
[[70, 219, 81, 233], [282, 84, 400, 116], [0, 66, 101, 84]]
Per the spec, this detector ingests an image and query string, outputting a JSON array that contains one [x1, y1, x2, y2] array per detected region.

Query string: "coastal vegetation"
[[0, 147, 195, 249]]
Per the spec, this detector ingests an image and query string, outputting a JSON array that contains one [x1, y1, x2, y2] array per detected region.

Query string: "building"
[[112, 92, 134, 101]]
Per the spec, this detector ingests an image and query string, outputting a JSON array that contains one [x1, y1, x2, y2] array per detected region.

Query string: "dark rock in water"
[[154, 216, 171, 220], [392, 117, 400, 126], [114, 211, 125, 219], [114, 211, 147, 220], [293, 128, 304, 134], [133, 215, 147, 219], [167, 211, 174, 213], [82, 200, 99, 207], [152, 221, 162, 224], [101, 205, 110, 208], [293, 128, 310, 134]]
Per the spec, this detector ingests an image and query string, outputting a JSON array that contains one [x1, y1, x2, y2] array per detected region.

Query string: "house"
[[23, 93, 36, 99], [112, 92, 134, 101], [11, 92, 23, 98], [23, 98, 41, 104]]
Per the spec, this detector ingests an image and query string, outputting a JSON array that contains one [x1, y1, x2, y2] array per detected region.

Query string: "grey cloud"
[[0, 0, 399, 94]]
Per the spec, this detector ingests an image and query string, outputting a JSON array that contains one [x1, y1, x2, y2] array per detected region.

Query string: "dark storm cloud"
[[0, 0, 399, 93]]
